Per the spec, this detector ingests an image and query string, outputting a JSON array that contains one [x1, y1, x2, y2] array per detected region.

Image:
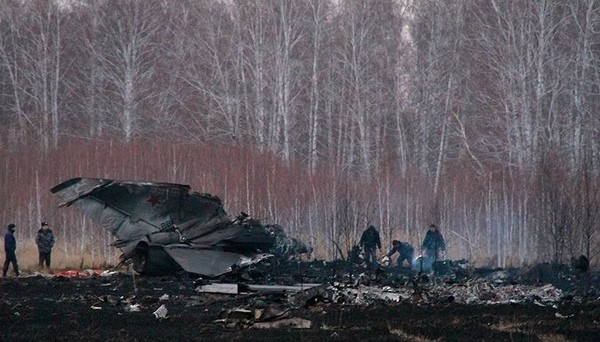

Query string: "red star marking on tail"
[[147, 195, 161, 207]]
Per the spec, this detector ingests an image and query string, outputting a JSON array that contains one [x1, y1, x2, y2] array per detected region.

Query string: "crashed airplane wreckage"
[[51, 177, 309, 277]]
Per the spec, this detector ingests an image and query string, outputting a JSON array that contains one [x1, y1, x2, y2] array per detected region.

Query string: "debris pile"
[[183, 256, 597, 328], [2, 256, 598, 342], [50, 177, 313, 278]]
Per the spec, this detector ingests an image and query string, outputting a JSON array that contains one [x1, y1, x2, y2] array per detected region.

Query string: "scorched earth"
[[1, 259, 599, 342]]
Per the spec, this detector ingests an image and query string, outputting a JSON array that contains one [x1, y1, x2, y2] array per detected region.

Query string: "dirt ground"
[[1, 263, 600, 342]]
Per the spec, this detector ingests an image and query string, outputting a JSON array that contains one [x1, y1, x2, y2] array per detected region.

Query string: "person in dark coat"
[[3, 223, 19, 277], [35, 221, 55, 269], [359, 225, 381, 272], [421, 224, 446, 262], [386, 240, 415, 268]]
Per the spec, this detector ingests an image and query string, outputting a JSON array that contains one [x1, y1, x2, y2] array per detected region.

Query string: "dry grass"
[[11, 240, 120, 273]]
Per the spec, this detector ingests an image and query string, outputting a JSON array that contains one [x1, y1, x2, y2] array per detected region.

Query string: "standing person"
[[386, 239, 415, 268], [36, 221, 55, 270], [359, 225, 381, 272], [421, 224, 446, 263], [3, 223, 19, 277]]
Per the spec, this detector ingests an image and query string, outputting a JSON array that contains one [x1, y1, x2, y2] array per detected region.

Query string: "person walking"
[[359, 225, 382, 273], [421, 224, 446, 263], [35, 221, 55, 270], [3, 223, 19, 277]]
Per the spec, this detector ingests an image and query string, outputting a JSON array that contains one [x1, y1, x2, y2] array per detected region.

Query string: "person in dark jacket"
[[421, 224, 446, 262], [386, 240, 415, 268], [35, 221, 55, 269], [3, 223, 19, 277], [359, 225, 381, 272]]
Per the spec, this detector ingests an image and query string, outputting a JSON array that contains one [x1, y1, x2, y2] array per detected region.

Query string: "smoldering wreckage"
[[48, 177, 313, 277], [2, 177, 599, 341]]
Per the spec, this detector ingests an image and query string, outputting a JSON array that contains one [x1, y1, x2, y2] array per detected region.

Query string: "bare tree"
[[271, 0, 305, 161], [0, 0, 65, 148], [574, 154, 600, 261], [331, 0, 404, 175], [94, 0, 164, 142], [168, 0, 236, 141], [0, 0, 28, 143], [236, 1, 270, 150], [566, 1, 600, 170], [63, 0, 108, 138], [306, 0, 329, 172]]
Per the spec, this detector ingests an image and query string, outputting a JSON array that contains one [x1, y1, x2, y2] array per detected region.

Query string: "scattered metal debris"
[[153, 304, 168, 319], [2, 257, 599, 340], [196, 282, 322, 296], [125, 303, 141, 312]]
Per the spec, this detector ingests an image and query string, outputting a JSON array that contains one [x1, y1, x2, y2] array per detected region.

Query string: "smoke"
[[412, 255, 433, 273]]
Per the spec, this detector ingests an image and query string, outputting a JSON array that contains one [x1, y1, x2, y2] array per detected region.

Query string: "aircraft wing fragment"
[[164, 246, 271, 277], [50, 177, 275, 277]]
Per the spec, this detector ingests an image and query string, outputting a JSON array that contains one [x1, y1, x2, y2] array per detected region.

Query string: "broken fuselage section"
[[51, 177, 276, 277]]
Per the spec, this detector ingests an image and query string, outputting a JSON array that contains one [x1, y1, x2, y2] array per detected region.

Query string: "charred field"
[[1, 260, 600, 342]]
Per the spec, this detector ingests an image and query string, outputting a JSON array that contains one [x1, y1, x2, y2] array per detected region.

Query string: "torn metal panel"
[[164, 246, 270, 277], [288, 284, 333, 307], [196, 283, 321, 295], [197, 283, 241, 294], [153, 304, 168, 319], [50, 177, 276, 277], [247, 284, 321, 294]]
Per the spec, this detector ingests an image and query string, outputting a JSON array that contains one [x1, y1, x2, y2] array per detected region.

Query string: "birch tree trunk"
[[273, 0, 303, 161], [307, 0, 328, 172], [0, 3, 28, 142], [96, 0, 163, 142]]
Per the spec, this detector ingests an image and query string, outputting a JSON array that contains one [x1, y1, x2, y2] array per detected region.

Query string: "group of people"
[[6, 219, 446, 277], [357, 223, 446, 273], [3, 221, 56, 277]]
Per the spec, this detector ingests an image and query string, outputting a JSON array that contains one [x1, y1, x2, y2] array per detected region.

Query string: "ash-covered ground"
[[1, 259, 600, 341]]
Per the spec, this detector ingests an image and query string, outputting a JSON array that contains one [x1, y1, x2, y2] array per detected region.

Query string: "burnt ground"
[[1, 261, 600, 342]]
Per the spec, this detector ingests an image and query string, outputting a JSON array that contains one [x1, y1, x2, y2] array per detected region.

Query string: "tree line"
[[0, 0, 598, 267]]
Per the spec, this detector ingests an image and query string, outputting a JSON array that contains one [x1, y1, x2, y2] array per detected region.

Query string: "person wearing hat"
[[35, 221, 55, 270], [3, 223, 19, 277]]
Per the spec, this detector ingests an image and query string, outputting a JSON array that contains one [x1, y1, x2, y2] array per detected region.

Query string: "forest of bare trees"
[[1, 0, 599, 268]]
